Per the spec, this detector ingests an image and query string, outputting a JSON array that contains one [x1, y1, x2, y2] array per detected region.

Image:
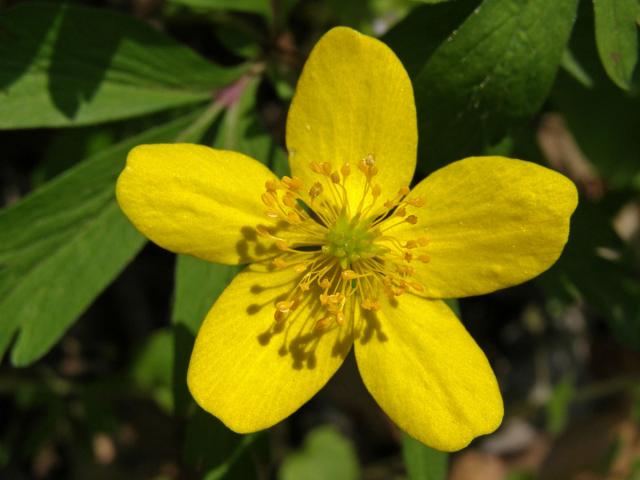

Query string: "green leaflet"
[[0, 3, 244, 128], [383, 0, 481, 78], [278, 427, 360, 480], [593, 0, 639, 90], [0, 111, 203, 366], [412, 0, 579, 169], [402, 432, 449, 480]]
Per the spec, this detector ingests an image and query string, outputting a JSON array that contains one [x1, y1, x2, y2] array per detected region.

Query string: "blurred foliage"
[[278, 426, 360, 480], [402, 431, 448, 480], [0, 0, 639, 478]]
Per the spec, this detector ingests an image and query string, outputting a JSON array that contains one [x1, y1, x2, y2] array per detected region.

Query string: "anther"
[[341, 270, 358, 280], [395, 207, 407, 217], [320, 162, 332, 175], [314, 317, 330, 331], [255, 225, 271, 237], [282, 193, 296, 208], [275, 240, 289, 251], [418, 254, 431, 263], [405, 215, 418, 225], [407, 197, 425, 207], [319, 278, 331, 289], [361, 299, 380, 311], [372, 184, 381, 197], [276, 300, 294, 313], [310, 161, 324, 174], [261, 192, 276, 206], [283, 176, 303, 191], [287, 211, 302, 223], [341, 163, 351, 177], [359, 154, 378, 178], [265, 179, 278, 192], [363, 154, 375, 167], [330, 172, 341, 184], [398, 186, 410, 196], [309, 182, 323, 199], [294, 263, 308, 273], [272, 257, 288, 269]]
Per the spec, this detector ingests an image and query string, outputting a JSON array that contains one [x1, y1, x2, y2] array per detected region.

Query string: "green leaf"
[[593, 0, 639, 90], [132, 328, 175, 413], [183, 408, 260, 478], [0, 3, 243, 129], [202, 433, 259, 480], [413, 0, 579, 168], [383, 0, 481, 78], [560, 48, 595, 88], [552, 8, 640, 189], [215, 77, 289, 173], [167, 0, 272, 17], [402, 432, 448, 480], [172, 257, 239, 338], [0, 111, 202, 366], [546, 375, 575, 435], [279, 427, 360, 480]]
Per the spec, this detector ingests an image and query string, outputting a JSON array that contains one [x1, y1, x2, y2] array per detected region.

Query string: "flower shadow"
[[357, 302, 391, 346], [240, 265, 353, 372]]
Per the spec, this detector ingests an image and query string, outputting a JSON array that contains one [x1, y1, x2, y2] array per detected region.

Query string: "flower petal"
[[286, 27, 417, 208], [188, 264, 353, 432], [354, 295, 503, 451], [393, 156, 578, 298], [116, 144, 278, 264]]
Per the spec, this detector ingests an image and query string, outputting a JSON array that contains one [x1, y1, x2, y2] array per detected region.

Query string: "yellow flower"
[[116, 27, 577, 451]]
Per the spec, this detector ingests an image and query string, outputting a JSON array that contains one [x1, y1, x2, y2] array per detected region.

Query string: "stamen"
[[260, 154, 430, 331]]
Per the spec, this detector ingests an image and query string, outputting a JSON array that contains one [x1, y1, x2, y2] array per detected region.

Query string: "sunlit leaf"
[[0, 3, 243, 129], [0, 111, 203, 366]]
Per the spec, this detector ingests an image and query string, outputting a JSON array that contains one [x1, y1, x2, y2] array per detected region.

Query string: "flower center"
[[256, 154, 430, 331], [323, 214, 377, 268]]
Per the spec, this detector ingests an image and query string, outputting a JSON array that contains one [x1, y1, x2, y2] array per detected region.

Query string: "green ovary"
[[323, 215, 377, 268]]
